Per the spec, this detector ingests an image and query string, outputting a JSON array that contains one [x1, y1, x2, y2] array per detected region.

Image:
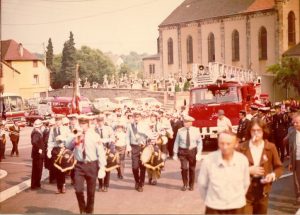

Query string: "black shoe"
[[181, 185, 187, 191], [188, 186, 194, 191], [137, 186, 143, 192], [151, 180, 157, 185], [118, 175, 123, 179], [103, 187, 108, 192], [148, 178, 152, 185]]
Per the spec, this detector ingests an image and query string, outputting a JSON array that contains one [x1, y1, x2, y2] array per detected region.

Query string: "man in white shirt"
[[217, 110, 232, 134], [198, 131, 250, 214]]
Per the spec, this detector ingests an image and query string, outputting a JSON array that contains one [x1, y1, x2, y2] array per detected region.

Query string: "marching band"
[[0, 101, 299, 214]]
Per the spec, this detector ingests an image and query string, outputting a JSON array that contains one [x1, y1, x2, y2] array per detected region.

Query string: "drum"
[[105, 144, 120, 172], [52, 147, 77, 172], [141, 144, 153, 164], [141, 145, 164, 170]]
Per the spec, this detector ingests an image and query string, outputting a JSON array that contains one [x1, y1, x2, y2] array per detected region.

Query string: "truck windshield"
[[1, 96, 24, 112], [191, 86, 239, 105]]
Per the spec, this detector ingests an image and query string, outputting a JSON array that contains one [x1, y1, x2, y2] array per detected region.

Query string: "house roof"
[[159, 0, 275, 27], [1, 39, 40, 61], [283, 43, 300, 57], [142, 54, 160, 61]]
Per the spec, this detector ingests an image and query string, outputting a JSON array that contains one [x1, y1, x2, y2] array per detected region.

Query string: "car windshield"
[[191, 86, 239, 105]]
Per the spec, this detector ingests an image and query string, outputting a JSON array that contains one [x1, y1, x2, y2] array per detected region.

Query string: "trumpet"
[[4, 127, 20, 136], [72, 128, 84, 144]]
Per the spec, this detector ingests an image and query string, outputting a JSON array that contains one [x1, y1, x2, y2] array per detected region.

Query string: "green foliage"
[[60, 31, 77, 86], [76, 46, 116, 84], [119, 63, 132, 76], [46, 38, 54, 71], [267, 57, 300, 95], [121, 51, 147, 74], [175, 83, 181, 92], [183, 81, 190, 91]]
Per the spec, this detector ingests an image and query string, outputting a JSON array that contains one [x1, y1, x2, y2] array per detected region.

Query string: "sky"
[[2, 0, 184, 55]]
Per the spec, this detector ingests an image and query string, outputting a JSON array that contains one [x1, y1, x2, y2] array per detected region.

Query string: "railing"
[[193, 62, 257, 86]]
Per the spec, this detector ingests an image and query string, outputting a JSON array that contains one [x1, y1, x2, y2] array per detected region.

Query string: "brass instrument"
[[72, 128, 84, 145], [4, 127, 20, 137]]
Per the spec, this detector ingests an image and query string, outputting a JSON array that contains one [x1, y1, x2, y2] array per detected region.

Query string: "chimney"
[[18, 43, 24, 57]]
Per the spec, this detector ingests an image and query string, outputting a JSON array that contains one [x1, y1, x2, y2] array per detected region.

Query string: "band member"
[[114, 121, 130, 179], [238, 118, 283, 214], [169, 113, 183, 159], [288, 112, 300, 205], [272, 105, 289, 162], [237, 110, 250, 143], [198, 131, 250, 214], [250, 105, 259, 120], [126, 111, 148, 192], [44, 118, 56, 184], [47, 114, 70, 194], [66, 115, 106, 214], [68, 114, 79, 131], [173, 115, 203, 191], [31, 119, 46, 190], [0, 121, 6, 162], [9, 120, 20, 157], [95, 114, 114, 192]]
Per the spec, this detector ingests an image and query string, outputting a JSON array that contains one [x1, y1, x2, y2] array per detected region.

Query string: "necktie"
[[57, 127, 61, 136], [132, 123, 137, 135], [186, 128, 190, 149], [155, 123, 158, 132], [82, 133, 86, 160], [100, 129, 103, 138]]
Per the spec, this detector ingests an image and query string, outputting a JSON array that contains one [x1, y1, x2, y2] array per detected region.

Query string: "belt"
[[77, 160, 97, 165], [179, 147, 196, 151]]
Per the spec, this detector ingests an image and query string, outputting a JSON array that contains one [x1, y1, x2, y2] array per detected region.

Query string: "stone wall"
[[44, 88, 168, 104]]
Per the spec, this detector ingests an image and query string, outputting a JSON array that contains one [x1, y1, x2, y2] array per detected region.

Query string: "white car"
[[135, 97, 162, 108], [93, 98, 115, 111], [112, 97, 135, 108]]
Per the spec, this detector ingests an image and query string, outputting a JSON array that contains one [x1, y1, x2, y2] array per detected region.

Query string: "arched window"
[[167, 38, 173, 64], [187, 36, 193, 63], [288, 11, 296, 46], [208, 33, 215, 62], [258, 27, 267, 60], [232, 30, 240, 61]]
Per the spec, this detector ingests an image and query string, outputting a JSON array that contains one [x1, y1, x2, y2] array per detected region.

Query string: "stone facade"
[[156, 0, 300, 101]]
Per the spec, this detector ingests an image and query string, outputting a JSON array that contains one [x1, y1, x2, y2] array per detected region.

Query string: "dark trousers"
[[55, 167, 65, 190], [31, 158, 44, 189], [205, 206, 244, 214], [178, 147, 197, 187], [167, 138, 175, 157], [275, 138, 285, 162], [98, 171, 110, 188], [74, 161, 98, 214], [293, 160, 300, 198], [116, 146, 126, 176], [0, 143, 5, 161], [131, 144, 146, 186], [245, 178, 269, 214], [11, 140, 19, 156]]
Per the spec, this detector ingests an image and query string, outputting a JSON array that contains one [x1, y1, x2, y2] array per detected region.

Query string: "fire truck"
[[189, 62, 263, 150]]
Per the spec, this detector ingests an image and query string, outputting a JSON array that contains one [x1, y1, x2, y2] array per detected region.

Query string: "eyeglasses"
[[251, 129, 263, 133]]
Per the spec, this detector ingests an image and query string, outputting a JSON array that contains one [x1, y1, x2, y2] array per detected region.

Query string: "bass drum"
[[141, 144, 153, 164], [52, 147, 77, 172], [105, 144, 120, 172]]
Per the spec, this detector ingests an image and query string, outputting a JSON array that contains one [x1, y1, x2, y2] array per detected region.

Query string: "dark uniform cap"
[[250, 105, 259, 110], [239, 110, 246, 114]]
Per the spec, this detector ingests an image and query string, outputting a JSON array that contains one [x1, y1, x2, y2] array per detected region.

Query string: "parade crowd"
[[0, 99, 300, 214]]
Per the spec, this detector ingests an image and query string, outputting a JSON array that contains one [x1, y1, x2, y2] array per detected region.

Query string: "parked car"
[[93, 98, 116, 111], [51, 96, 92, 115], [25, 109, 51, 126], [135, 97, 162, 108], [112, 97, 135, 108]]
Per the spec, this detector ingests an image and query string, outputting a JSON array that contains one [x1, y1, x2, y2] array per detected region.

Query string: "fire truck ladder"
[[192, 62, 257, 86]]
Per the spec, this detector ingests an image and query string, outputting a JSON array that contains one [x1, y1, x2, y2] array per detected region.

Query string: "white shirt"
[[198, 150, 250, 210], [249, 140, 264, 167], [296, 130, 300, 160], [217, 116, 232, 133]]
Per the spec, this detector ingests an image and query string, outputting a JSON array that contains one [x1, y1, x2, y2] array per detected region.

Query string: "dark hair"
[[246, 118, 270, 140]]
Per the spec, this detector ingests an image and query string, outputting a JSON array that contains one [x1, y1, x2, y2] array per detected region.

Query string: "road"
[[0, 127, 298, 214]]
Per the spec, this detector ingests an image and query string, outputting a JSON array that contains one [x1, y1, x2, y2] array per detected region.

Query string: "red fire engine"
[[189, 62, 263, 150]]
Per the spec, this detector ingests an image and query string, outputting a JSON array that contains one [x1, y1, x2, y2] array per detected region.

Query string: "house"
[[0, 61, 21, 95], [154, 0, 299, 101], [142, 54, 161, 80], [0, 39, 50, 99]]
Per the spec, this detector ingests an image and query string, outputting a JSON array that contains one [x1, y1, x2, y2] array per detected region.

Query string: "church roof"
[[283, 43, 300, 57], [1, 39, 40, 61], [159, 0, 275, 27]]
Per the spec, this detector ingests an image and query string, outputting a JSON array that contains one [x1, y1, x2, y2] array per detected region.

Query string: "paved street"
[[0, 127, 299, 214]]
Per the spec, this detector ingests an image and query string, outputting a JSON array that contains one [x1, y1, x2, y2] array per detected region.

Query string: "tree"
[[60, 31, 77, 86], [46, 38, 54, 70], [119, 63, 132, 76], [267, 57, 300, 96]]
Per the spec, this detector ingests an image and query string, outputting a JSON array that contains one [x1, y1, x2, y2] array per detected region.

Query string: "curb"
[[0, 169, 49, 203], [0, 169, 8, 179]]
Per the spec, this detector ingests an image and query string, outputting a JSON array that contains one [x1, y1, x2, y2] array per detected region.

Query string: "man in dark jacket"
[[237, 110, 250, 143], [31, 119, 45, 190], [9, 120, 20, 156]]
